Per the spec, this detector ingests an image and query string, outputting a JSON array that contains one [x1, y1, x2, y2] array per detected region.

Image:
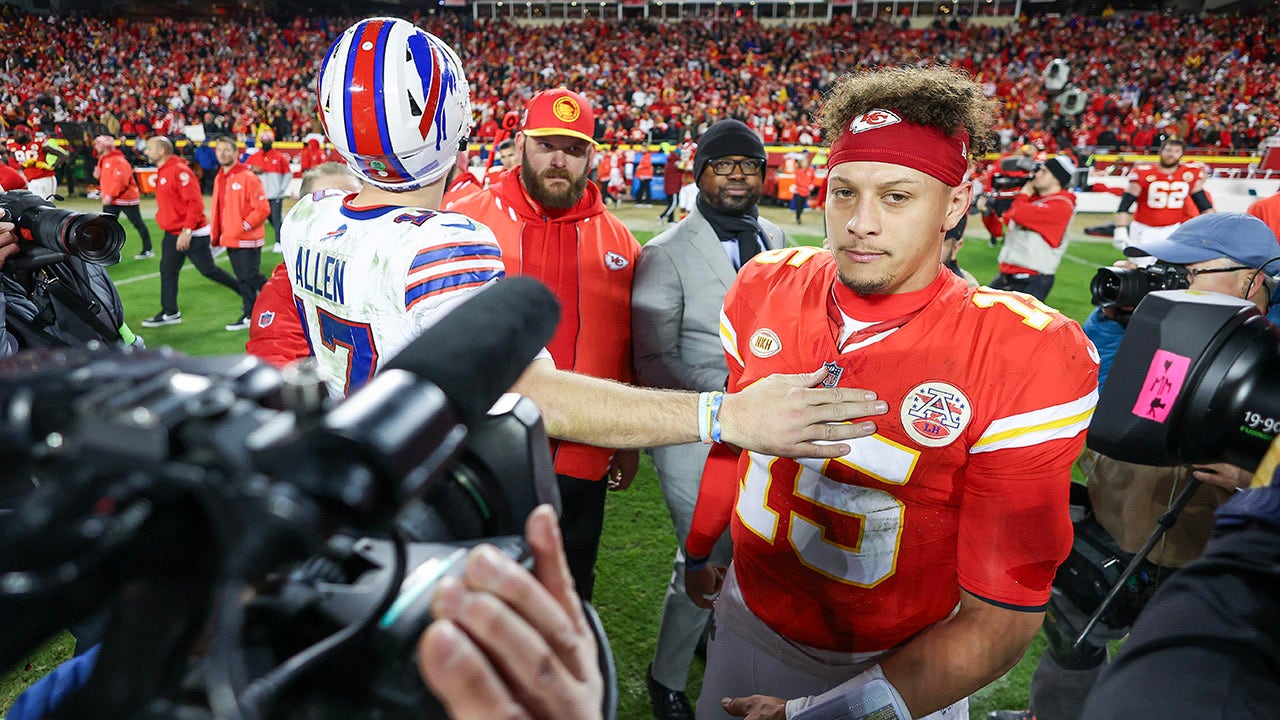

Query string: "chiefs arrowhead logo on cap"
[[847, 109, 902, 135], [553, 97, 581, 123]]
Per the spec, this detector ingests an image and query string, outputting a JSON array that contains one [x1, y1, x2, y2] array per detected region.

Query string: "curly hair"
[[820, 65, 996, 158]]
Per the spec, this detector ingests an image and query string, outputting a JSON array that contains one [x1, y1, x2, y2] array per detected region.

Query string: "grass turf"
[[1, 198, 1127, 718]]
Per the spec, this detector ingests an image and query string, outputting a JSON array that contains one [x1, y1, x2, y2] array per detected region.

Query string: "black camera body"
[[1090, 262, 1191, 313], [1, 190, 130, 349], [0, 189, 124, 267], [0, 344, 566, 719], [1089, 290, 1280, 470]]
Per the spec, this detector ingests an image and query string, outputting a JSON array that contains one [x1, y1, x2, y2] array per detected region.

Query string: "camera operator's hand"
[[718, 368, 888, 459], [418, 504, 603, 720], [1189, 463, 1252, 491], [0, 215, 19, 269]]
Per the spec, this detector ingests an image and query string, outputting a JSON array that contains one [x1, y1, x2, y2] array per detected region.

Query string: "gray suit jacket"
[[631, 206, 786, 394]]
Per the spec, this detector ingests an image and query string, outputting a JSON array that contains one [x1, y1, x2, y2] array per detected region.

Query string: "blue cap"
[[1124, 213, 1280, 273]]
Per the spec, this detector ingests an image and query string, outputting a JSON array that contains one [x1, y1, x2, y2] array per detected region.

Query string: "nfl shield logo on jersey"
[[821, 360, 844, 388], [900, 381, 972, 448], [257, 311, 275, 328]]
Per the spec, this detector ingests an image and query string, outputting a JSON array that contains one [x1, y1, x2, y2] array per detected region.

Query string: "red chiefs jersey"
[[688, 248, 1098, 652], [6, 138, 56, 180], [1129, 162, 1208, 227]]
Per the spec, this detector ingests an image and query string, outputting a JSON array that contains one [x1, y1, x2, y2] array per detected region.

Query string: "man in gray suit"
[[632, 119, 786, 720]]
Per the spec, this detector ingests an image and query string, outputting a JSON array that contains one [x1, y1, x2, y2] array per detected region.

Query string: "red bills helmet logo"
[[901, 381, 972, 448], [847, 109, 902, 135]]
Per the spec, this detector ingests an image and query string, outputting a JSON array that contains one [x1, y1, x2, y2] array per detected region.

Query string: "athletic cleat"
[[225, 315, 251, 331], [141, 311, 182, 327], [133, 250, 155, 260]]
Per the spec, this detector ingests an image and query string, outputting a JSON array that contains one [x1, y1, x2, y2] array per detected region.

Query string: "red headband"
[[826, 109, 969, 187]]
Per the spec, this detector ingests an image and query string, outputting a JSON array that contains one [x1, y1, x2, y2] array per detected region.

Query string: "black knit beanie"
[[694, 119, 767, 181]]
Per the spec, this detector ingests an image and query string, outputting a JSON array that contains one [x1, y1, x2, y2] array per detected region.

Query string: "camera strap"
[[39, 264, 122, 343]]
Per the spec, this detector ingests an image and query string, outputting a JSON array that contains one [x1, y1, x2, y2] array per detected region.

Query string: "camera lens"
[[1090, 267, 1149, 309], [59, 213, 125, 264]]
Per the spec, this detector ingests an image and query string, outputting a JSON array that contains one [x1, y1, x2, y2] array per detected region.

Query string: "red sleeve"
[[686, 442, 740, 558], [243, 174, 271, 227], [1002, 192, 1076, 248], [247, 264, 311, 367], [957, 321, 1096, 607]]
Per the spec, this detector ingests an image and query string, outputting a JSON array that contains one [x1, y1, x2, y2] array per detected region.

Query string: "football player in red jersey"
[[683, 66, 1099, 720], [1113, 137, 1213, 250], [5, 124, 68, 200]]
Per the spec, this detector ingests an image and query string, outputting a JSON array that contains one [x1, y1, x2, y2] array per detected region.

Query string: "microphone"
[[383, 276, 561, 425]]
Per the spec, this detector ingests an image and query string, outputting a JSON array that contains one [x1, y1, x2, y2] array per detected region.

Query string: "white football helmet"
[[317, 18, 472, 191]]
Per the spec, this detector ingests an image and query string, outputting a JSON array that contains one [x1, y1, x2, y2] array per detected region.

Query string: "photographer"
[[1081, 457, 1280, 720], [0, 216, 19, 354], [993, 212, 1279, 720], [975, 144, 1038, 246], [988, 155, 1077, 301]]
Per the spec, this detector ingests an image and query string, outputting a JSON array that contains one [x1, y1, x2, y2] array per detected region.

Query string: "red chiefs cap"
[[521, 88, 597, 146]]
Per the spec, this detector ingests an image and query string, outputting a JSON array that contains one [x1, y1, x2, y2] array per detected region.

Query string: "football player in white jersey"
[[291, 19, 889, 720]]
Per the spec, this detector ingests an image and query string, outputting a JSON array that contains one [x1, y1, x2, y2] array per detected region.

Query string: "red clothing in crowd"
[[211, 163, 271, 248], [449, 175, 640, 482], [154, 154, 207, 234], [298, 139, 326, 171], [95, 148, 140, 206]]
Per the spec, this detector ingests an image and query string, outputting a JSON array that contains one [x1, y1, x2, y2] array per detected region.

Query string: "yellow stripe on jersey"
[[720, 306, 744, 368], [971, 389, 1098, 454]]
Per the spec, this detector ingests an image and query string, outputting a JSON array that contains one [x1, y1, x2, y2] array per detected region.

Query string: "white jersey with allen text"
[[281, 189, 506, 397]]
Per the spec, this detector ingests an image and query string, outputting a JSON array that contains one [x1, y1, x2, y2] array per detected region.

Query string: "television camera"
[[0, 278, 617, 720], [0, 189, 129, 348]]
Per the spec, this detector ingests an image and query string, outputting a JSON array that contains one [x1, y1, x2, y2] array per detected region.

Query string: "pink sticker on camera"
[[1131, 349, 1191, 423]]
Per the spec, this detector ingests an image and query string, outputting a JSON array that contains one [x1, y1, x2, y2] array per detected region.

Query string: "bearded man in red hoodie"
[[449, 87, 640, 603]]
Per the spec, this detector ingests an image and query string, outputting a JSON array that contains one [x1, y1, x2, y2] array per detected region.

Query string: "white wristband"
[[786, 665, 912, 720]]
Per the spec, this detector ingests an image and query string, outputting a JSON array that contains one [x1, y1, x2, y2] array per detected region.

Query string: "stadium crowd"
[[0, 8, 1277, 155]]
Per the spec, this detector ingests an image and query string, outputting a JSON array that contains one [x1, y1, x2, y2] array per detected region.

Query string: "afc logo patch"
[[257, 310, 275, 328], [900, 381, 972, 448], [821, 360, 844, 388], [847, 109, 902, 135], [749, 328, 781, 358], [604, 251, 630, 270]]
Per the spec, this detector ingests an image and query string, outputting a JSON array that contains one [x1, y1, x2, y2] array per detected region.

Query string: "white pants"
[[697, 565, 968, 720], [27, 175, 57, 201], [1127, 220, 1181, 253]]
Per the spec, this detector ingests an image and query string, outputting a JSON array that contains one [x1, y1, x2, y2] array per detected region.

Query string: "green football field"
[[1, 197, 1128, 719]]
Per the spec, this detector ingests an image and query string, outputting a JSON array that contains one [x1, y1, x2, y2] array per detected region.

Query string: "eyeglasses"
[[1185, 265, 1252, 283], [709, 158, 764, 175]]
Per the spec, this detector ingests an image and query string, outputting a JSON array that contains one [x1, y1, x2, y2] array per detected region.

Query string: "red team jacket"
[[997, 189, 1078, 275], [95, 149, 141, 206], [211, 163, 270, 248], [1129, 162, 1208, 227], [154, 155, 207, 234], [449, 175, 641, 482], [687, 248, 1098, 652]]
